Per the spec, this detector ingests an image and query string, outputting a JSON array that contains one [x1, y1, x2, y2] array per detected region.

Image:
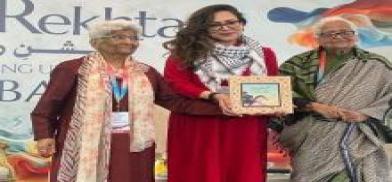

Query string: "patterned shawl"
[[279, 48, 392, 181], [194, 35, 267, 92], [57, 52, 155, 182]]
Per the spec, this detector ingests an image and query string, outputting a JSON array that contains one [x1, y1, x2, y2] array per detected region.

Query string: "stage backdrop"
[[0, 0, 391, 181]]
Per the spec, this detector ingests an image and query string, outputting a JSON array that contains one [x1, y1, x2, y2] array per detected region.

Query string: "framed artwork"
[[229, 76, 293, 115]]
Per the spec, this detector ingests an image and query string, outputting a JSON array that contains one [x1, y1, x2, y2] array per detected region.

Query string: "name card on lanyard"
[[107, 65, 131, 131]]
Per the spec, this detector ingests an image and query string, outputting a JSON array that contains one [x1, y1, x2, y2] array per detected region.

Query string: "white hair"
[[313, 16, 358, 37], [88, 19, 141, 40]]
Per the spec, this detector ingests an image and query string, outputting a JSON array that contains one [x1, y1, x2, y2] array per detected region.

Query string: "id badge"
[[111, 112, 130, 131]]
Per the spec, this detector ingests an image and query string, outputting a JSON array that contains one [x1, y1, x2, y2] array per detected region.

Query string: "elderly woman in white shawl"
[[279, 16, 392, 182], [31, 19, 225, 182]]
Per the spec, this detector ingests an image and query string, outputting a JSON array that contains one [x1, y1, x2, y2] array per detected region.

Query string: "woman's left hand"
[[337, 109, 369, 122]]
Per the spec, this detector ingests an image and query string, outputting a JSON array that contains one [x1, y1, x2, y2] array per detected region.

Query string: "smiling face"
[[317, 20, 358, 51], [91, 29, 139, 57], [208, 11, 244, 46]]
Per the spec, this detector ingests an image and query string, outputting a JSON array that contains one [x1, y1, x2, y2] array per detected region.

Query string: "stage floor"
[[155, 173, 290, 182]]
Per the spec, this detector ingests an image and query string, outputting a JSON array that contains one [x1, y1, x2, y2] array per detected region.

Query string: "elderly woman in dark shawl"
[[279, 16, 392, 182]]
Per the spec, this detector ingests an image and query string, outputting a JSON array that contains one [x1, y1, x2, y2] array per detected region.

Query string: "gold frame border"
[[229, 76, 293, 114]]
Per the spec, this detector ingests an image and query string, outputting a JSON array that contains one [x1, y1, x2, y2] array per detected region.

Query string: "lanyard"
[[317, 50, 327, 84], [110, 77, 128, 103], [107, 65, 129, 111]]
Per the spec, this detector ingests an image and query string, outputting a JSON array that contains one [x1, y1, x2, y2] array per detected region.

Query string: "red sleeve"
[[262, 47, 278, 76], [163, 56, 209, 98], [147, 67, 222, 115], [30, 59, 80, 140]]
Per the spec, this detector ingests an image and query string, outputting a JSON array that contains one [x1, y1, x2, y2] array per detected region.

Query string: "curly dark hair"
[[163, 4, 246, 69]]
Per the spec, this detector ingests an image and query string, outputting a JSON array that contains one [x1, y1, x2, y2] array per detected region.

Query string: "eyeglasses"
[[208, 20, 242, 31], [319, 30, 356, 38], [102, 35, 139, 41]]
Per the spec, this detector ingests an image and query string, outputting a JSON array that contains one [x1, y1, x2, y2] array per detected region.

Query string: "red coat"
[[164, 48, 278, 182]]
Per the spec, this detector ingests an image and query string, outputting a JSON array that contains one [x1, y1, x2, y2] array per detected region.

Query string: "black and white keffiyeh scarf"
[[194, 35, 267, 92]]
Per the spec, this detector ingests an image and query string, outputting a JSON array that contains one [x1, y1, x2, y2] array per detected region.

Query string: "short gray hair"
[[88, 19, 141, 40], [313, 16, 358, 37]]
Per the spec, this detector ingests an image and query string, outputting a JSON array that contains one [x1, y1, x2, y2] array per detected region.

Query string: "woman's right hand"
[[211, 93, 242, 117], [37, 138, 56, 158], [337, 109, 369, 122]]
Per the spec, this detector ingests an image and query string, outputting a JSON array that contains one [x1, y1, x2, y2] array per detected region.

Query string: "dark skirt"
[[109, 132, 155, 182]]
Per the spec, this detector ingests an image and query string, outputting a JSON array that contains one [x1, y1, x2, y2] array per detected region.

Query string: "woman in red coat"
[[163, 4, 279, 182]]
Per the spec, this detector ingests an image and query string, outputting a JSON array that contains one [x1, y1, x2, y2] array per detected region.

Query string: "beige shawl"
[[57, 52, 155, 182]]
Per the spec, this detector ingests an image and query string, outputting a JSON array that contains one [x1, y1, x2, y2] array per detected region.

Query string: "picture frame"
[[229, 76, 293, 115]]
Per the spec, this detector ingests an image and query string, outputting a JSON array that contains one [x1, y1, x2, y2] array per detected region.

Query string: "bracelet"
[[207, 92, 219, 101]]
